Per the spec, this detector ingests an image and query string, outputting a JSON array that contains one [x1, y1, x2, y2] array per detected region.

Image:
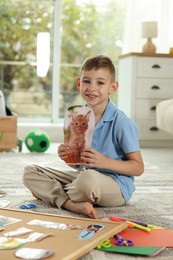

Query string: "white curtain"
[[122, 0, 173, 54]]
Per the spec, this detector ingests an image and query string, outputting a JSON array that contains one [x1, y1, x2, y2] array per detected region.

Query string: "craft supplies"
[[0, 208, 127, 259], [78, 224, 105, 240], [4, 227, 33, 237], [109, 216, 151, 232], [97, 238, 112, 249], [28, 219, 84, 230], [0, 237, 26, 250], [26, 232, 53, 242], [109, 216, 134, 228], [97, 227, 173, 256], [15, 248, 54, 259], [126, 221, 151, 232], [110, 216, 148, 227], [0, 215, 21, 226], [19, 204, 37, 209], [114, 234, 134, 246]]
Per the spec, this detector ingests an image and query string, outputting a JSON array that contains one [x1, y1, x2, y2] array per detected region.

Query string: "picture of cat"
[[64, 106, 95, 164]]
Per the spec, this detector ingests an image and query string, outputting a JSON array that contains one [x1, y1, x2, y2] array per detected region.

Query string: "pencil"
[[111, 215, 148, 227], [109, 216, 124, 223], [109, 216, 134, 228], [147, 224, 164, 229], [126, 221, 151, 232]]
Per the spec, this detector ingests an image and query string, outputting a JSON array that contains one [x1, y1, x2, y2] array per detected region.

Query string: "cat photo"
[[64, 106, 95, 164]]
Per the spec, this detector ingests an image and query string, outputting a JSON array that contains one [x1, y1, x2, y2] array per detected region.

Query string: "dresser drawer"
[[118, 53, 173, 146], [135, 99, 164, 120], [136, 78, 173, 99], [136, 119, 173, 140], [136, 57, 173, 78]]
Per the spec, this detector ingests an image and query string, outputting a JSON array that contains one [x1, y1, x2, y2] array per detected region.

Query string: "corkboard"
[[0, 208, 127, 260]]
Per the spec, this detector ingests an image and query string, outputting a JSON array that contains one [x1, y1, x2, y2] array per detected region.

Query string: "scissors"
[[97, 238, 112, 249], [19, 203, 37, 209], [114, 234, 134, 246]]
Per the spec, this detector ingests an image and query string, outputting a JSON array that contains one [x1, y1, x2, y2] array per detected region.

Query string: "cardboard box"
[[0, 115, 17, 149]]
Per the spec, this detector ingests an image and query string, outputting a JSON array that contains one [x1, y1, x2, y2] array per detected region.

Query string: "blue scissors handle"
[[20, 203, 37, 209], [115, 234, 133, 247]]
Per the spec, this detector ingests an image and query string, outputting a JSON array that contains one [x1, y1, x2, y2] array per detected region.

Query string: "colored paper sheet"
[[114, 228, 173, 247], [98, 246, 165, 256]]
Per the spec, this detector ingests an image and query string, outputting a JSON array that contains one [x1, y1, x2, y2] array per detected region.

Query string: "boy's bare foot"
[[62, 199, 98, 219]]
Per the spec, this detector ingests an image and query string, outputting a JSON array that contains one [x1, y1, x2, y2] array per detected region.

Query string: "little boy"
[[23, 55, 144, 219]]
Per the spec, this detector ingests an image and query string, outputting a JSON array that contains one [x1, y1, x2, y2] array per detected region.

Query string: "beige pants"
[[23, 165, 125, 208]]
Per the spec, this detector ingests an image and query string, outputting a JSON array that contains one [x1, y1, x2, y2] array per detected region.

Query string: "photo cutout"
[[64, 106, 95, 164]]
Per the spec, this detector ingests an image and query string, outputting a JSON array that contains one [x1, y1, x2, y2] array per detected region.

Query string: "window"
[[0, 0, 127, 123], [0, 0, 54, 121]]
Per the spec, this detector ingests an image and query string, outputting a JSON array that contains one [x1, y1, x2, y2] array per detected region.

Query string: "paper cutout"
[[0, 237, 26, 250], [4, 227, 33, 237], [78, 224, 105, 240], [27, 219, 84, 230], [0, 215, 21, 226], [26, 232, 53, 242], [15, 248, 54, 259], [64, 106, 95, 164]]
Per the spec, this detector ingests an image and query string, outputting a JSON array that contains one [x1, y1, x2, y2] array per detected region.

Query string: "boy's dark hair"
[[80, 55, 115, 82]]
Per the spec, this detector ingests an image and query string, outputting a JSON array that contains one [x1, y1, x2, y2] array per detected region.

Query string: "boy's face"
[[76, 68, 117, 109]]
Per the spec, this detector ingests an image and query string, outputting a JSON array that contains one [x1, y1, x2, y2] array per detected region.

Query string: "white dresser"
[[118, 52, 173, 147]]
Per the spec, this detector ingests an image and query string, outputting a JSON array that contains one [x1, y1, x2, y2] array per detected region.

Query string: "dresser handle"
[[151, 85, 160, 90], [150, 106, 156, 111], [152, 64, 161, 69], [149, 126, 159, 131]]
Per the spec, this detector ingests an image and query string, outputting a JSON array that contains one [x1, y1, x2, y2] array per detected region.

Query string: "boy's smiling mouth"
[[86, 93, 98, 99]]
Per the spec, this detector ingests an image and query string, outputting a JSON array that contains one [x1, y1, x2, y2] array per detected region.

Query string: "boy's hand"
[[57, 144, 71, 161], [81, 148, 107, 168]]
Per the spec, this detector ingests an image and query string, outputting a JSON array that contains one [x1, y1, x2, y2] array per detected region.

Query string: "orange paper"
[[112, 228, 173, 247]]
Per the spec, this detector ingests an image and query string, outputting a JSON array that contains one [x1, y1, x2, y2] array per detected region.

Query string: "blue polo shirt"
[[91, 99, 140, 203]]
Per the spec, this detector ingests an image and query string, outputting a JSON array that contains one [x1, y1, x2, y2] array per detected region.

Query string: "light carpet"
[[0, 152, 173, 259]]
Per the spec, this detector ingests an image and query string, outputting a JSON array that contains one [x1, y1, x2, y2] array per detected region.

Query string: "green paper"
[[98, 246, 165, 256]]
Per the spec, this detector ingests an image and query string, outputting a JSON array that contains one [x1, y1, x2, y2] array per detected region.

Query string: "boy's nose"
[[88, 82, 96, 90]]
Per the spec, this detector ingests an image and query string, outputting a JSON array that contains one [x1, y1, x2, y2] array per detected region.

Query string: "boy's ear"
[[109, 81, 118, 94], [76, 77, 80, 90]]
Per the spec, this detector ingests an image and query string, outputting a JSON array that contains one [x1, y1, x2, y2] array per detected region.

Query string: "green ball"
[[25, 129, 51, 152]]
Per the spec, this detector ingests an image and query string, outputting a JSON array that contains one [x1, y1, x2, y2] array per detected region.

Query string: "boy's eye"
[[97, 81, 104, 85], [82, 79, 90, 84]]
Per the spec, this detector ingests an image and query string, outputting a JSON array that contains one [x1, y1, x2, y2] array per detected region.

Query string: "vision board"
[[0, 208, 127, 260]]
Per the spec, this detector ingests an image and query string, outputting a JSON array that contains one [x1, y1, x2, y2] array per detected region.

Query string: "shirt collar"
[[96, 99, 117, 128], [101, 99, 117, 122]]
